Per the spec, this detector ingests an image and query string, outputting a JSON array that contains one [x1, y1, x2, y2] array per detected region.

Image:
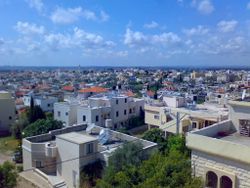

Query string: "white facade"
[[163, 96, 185, 108], [77, 95, 144, 129], [54, 102, 78, 127], [0, 91, 15, 134], [24, 95, 58, 112]]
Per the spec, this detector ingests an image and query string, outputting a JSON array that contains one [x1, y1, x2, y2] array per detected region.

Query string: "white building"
[[23, 94, 58, 112], [22, 124, 157, 188], [77, 94, 144, 129], [0, 91, 15, 134], [186, 98, 250, 188], [163, 95, 185, 108], [55, 94, 144, 129], [54, 101, 78, 127]]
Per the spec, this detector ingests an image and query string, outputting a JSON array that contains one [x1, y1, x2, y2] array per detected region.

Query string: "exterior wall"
[[0, 95, 15, 132], [54, 103, 78, 126], [163, 96, 185, 108], [35, 98, 58, 112], [228, 102, 250, 132], [144, 105, 167, 128], [77, 106, 111, 127], [56, 138, 80, 188], [22, 139, 56, 174], [56, 138, 99, 188], [192, 150, 250, 188], [110, 97, 129, 126]]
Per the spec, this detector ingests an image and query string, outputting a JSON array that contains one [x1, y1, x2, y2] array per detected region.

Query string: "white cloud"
[[144, 21, 159, 29], [183, 25, 209, 36], [43, 27, 115, 51], [247, 2, 250, 10], [124, 28, 148, 47], [217, 20, 238, 33], [100, 11, 110, 22], [25, 0, 44, 12], [192, 0, 214, 15], [15, 21, 45, 35], [50, 7, 110, 24], [152, 32, 181, 44]]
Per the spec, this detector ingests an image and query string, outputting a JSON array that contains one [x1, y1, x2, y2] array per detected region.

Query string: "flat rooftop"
[[56, 132, 98, 144], [219, 133, 250, 147]]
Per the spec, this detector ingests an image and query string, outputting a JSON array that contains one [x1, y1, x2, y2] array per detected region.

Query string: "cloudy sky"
[[1, 0, 250, 67]]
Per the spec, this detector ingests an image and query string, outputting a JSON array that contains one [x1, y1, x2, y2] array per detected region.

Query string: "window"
[[9, 116, 12, 120], [206, 171, 218, 188], [192, 122, 197, 129], [116, 111, 119, 117], [116, 99, 119, 104], [65, 112, 68, 116], [86, 143, 94, 154], [220, 176, 232, 188], [154, 115, 159, 120], [140, 106, 143, 111], [47, 104, 51, 107], [35, 161, 42, 168], [96, 115, 99, 122], [125, 98, 127, 103], [129, 108, 132, 114], [83, 115, 86, 121], [124, 109, 127, 115], [57, 111, 61, 117]]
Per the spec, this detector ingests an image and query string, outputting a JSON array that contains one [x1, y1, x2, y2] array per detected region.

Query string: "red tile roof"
[[62, 85, 74, 92], [78, 86, 108, 93]]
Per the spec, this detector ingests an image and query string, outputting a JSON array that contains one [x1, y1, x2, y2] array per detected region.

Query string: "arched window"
[[220, 176, 232, 188], [206, 171, 218, 188]]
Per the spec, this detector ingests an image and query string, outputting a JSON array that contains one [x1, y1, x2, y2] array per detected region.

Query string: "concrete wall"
[[229, 102, 250, 132], [163, 96, 185, 108], [54, 103, 78, 126], [144, 105, 167, 128], [56, 137, 80, 188], [192, 150, 250, 188], [0, 96, 15, 132], [77, 106, 111, 127]]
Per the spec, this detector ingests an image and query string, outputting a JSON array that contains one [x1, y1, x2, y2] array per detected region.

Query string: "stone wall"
[[192, 150, 250, 188]]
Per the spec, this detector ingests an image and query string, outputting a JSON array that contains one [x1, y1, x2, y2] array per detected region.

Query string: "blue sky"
[[1, 0, 250, 67]]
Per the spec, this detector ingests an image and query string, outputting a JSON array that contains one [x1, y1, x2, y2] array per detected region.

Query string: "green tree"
[[23, 119, 63, 137], [142, 128, 167, 152], [28, 105, 46, 123], [0, 161, 17, 188], [96, 134, 202, 188]]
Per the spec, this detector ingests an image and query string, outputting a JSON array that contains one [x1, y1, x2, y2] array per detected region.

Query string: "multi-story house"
[[77, 94, 144, 129], [54, 93, 144, 129], [21, 124, 157, 188], [186, 98, 250, 188]]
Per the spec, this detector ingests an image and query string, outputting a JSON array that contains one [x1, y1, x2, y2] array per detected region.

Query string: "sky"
[[1, 0, 250, 67]]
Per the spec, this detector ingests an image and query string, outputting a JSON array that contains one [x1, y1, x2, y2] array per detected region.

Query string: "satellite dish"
[[99, 128, 112, 145]]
